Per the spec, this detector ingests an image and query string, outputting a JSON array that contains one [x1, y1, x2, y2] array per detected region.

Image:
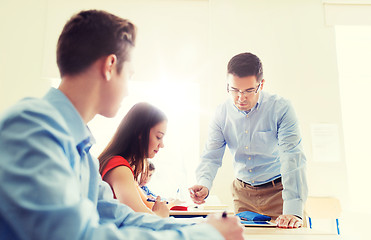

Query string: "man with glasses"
[[189, 52, 307, 229]]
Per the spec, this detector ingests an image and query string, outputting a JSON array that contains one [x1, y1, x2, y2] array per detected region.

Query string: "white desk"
[[170, 203, 343, 240], [171, 212, 342, 239], [243, 227, 341, 240]]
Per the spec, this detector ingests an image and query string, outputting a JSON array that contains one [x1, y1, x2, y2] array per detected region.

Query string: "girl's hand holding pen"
[[151, 196, 169, 218], [147, 198, 168, 204]]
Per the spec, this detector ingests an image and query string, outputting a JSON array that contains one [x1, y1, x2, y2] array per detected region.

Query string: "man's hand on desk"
[[188, 185, 209, 204], [275, 215, 302, 228], [205, 213, 244, 240]]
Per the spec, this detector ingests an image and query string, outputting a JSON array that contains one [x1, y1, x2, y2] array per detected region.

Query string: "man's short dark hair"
[[57, 10, 136, 77], [227, 52, 263, 82]]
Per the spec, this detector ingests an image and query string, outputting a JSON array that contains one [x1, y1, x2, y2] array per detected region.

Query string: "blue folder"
[[236, 211, 271, 221]]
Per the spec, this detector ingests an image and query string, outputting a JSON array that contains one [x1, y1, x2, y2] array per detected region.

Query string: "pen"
[[146, 198, 169, 204], [222, 211, 227, 218]]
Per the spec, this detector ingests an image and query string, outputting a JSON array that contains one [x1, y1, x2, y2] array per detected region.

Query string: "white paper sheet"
[[311, 123, 341, 162]]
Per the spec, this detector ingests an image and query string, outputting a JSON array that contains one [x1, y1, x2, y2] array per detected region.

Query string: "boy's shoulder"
[[0, 97, 57, 123], [0, 96, 70, 139]]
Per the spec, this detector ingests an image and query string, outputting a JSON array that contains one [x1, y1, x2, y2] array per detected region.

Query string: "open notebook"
[[241, 220, 277, 227]]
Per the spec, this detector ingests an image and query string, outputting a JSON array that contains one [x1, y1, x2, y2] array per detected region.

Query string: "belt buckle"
[[271, 179, 276, 187]]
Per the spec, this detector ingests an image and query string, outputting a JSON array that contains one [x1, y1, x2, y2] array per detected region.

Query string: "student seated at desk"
[[98, 102, 170, 217], [139, 161, 157, 200]]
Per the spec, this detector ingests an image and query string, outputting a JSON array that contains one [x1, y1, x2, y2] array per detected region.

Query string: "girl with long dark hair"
[[99, 102, 169, 217]]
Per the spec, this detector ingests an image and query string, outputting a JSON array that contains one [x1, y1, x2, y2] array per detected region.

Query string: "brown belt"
[[237, 177, 281, 188]]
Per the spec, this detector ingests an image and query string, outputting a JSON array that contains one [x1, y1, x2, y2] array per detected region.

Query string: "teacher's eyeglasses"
[[227, 83, 261, 96]]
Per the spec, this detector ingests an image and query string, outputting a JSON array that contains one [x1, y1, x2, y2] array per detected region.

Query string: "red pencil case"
[[170, 206, 188, 211]]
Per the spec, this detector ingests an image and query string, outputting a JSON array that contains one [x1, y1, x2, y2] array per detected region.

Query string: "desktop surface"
[[243, 227, 341, 240]]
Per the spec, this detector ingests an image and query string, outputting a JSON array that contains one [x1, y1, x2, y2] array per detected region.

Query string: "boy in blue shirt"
[[0, 9, 243, 240]]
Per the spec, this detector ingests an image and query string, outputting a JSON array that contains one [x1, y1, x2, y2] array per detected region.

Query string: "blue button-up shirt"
[[0, 88, 222, 240], [196, 91, 308, 217]]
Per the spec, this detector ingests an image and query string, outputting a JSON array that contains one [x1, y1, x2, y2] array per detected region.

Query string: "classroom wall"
[[0, 0, 49, 110], [0, 0, 350, 212]]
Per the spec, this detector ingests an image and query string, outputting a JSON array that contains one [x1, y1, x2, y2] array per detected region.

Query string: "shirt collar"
[[43, 88, 95, 154], [231, 92, 263, 115]]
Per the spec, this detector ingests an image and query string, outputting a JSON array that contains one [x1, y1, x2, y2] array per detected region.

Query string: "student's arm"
[[103, 166, 169, 217], [104, 166, 155, 215]]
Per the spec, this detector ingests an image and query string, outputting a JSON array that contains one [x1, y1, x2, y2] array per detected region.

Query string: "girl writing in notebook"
[[98, 102, 169, 217]]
